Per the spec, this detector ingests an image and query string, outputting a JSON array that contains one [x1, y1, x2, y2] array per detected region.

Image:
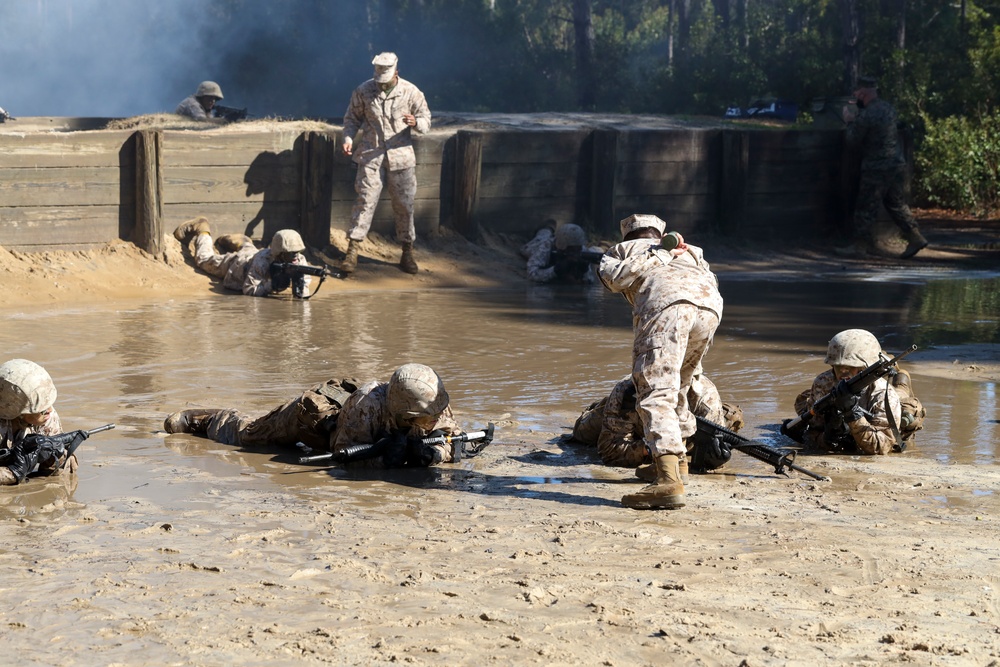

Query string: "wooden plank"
[[477, 130, 591, 164], [134, 129, 163, 255], [612, 194, 717, 233], [164, 201, 301, 241], [745, 162, 839, 194], [470, 198, 585, 234], [0, 205, 121, 245], [300, 131, 336, 249], [476, 162, 581, 199], [617, 129, 721, 162], [748, 130, 843, 162], [0, 166, 123, 206], [615, 160, 717, 196], [590, 129, 618, 236], [329, 163, 442, 200], [0, 132, 136, 168], [161, 131, 304, 167], [452, 131, 483, 239], [163, 165, 301, 204], [719, 130, 749, 235]]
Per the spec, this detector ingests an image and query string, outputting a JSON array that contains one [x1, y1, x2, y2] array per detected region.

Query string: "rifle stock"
[[782, 345, 917, 440], [696, 416, 829, 481], [297, 424, 495, 465]]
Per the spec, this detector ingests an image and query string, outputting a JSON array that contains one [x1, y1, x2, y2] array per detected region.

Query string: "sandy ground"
[[2, 215, 1000, 665]]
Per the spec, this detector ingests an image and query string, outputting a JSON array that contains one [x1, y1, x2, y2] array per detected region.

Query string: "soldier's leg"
[[851, 171, 888, 249], [676, 308, 719, 439], [205, 396, 303, 449], [386, 166, 417, 244], [883, 168, 928, 258], [348, 161, 386, 242], [192, 233, 232, 278]]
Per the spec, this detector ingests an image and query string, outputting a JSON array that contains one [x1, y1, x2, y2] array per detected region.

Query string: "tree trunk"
[[572, 0, 596, 109], [838, 0, 861, 92]]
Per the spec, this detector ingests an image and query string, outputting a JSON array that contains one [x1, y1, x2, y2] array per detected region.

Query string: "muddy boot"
[[399, 241, 419, 274], [164, 409, 223, 435], [636, 456, 689, 484], [215, 234, 253, 253], [900, 230, 928, 259], [340, 240, 359, 274], [173, 217, 211, 244], [623, 453, 686, 510]]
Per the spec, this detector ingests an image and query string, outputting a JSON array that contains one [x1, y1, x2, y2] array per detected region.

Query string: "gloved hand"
[[269, 262, 291, 292], [832, 380, 864, 423], [292, 274, 308, 299], [689, 430, 732, 473], [779, 419, 804, 444], [380, 430, 410, 468]]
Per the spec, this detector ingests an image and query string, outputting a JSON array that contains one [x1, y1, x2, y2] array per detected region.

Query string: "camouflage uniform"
[[343, 78, 431, 243], [242, 247, 310, 297], [175, 96, 210, 121], [521, 228, 602, 284], [598, 240, 724, 458], [0, 410, 62, 485], [191, 233, 257, 292], [202, 379, 462, 466], [793, 370, 903, 455], [572, 374, 742, 467], [845, 98, 922, 246]]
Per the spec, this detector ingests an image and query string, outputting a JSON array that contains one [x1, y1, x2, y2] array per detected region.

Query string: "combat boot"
[[622, 453, 685, 510], [340, 240, 359, 274], [215, 234, 253, 253], [173, 217, 212, 244], [900, 230, 928, 259], [399, 242, 419, 274], [164, 409, 223, 435], [636, 456, 689, 484]]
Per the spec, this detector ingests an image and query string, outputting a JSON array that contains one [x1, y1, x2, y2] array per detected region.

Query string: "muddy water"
[[2, 272, 998, 517]]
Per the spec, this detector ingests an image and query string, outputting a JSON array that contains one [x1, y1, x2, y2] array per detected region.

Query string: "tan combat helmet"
[[387, 364, 450, 422], [270, 229, 305, 254], [619, 214, 666, 238], [824, 329, 881, 367], [554, 223, 588, 250], [196, 81, 224, 99], [0, 359, 57, 420]]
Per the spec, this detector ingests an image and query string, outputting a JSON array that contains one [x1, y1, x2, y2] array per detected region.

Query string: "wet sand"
[[3, 225, 1000, 666]]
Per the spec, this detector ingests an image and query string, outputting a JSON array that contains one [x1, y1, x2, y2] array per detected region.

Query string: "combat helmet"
[[270, 229, 305, 254], [0, 359, 57, 420], [196, 81, 224, 99], [824, 329, 881, 367], [554, 223, 588, 251], [387, 364, 449, 422]]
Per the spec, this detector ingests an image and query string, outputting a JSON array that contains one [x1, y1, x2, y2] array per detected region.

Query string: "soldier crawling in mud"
[[340, 52, 431, 276], [570, 373, 743, 479], [0, 359, 78, 485], [782, 329, 925, 454], [172, 219, 313, 298], [164, 364, 485, 468], [520, 222, 604, 284], [597, 214, 724, 510]]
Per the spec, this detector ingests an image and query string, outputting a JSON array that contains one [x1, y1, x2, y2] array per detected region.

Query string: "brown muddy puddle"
[[2, 271, 999, 517]]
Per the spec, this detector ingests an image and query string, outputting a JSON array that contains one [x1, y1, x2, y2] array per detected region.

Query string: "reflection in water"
[[1, 275, 998, 514]]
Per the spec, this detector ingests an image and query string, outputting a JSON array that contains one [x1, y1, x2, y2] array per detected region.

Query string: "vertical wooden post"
[[590, 128, 619, 236], [452, 130, 482, 240], [300, 130, 336, 249], [719, 129, 748, 235], [134, 129, 163, 255]]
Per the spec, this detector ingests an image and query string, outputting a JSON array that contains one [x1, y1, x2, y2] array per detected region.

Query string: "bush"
[[914, 112, 1000, 216]]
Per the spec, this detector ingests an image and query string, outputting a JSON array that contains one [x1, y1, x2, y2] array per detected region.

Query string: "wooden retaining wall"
[[0, 118, 858, 252]]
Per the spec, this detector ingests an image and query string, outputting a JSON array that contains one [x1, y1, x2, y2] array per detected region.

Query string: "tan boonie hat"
[[372, 52, 399, 83], [619, 214, 666, 238]]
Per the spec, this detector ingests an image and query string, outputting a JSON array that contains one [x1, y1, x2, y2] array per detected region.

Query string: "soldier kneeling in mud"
[[164, 364, 482, 468], [783, 329, 925, 454], [568, 373, 744, 481]]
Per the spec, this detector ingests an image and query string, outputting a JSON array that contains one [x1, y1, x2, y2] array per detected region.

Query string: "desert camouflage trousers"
[[348, 160, 417, 243], [192, 234, 256, 291], [633, 303, 719, 458], [853, 167, 920, 243]]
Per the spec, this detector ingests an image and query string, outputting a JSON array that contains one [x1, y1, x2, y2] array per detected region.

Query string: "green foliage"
[[914, 111, 1000, 216]]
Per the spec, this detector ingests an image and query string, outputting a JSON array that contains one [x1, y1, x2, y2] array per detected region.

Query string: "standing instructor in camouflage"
[[341, 53, 431, 275], [838, 76, 928, 259]]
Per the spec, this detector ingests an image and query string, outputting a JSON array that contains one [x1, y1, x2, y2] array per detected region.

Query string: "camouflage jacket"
[[343, 78, 431, 171], [845, 98, 906, 171], [242, 248, 310, 297], [175, 96, 210, 121], [598, 240, 724, 352]]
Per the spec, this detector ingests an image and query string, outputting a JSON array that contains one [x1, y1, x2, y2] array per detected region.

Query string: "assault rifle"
[[213, 104, 249, 122], [297, 423, 495, 465], [696, 417, 829, 481], [0, 106, 14, 122], [270, 261, 344, 299], [551, 249, 605, 266], [781, 345, 917, 443], [0, 423, 115, 468]]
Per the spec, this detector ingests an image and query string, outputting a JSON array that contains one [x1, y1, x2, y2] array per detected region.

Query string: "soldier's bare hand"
[[670, 232, 688, 256], [65, 454, 79, 474], [402, 113, 416, 127], [342, 141, 353, 156]]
